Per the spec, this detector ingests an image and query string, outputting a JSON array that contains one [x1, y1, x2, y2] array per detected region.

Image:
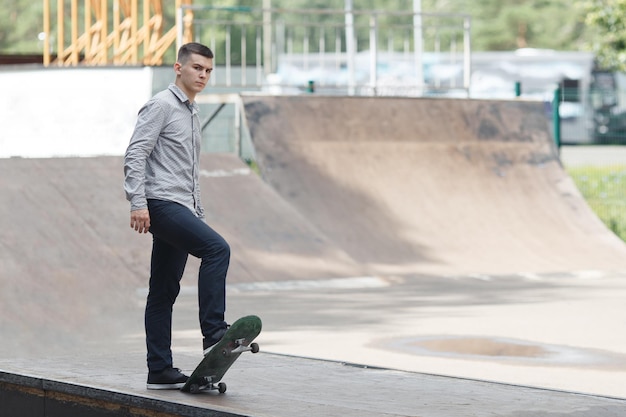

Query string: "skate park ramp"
[[0, 154, 361, 357], [3, 93, 626, 414], [242, 95, 626, 276]]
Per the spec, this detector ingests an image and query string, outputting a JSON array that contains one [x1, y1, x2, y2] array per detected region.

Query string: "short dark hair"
[[177, 42, 214, 63]]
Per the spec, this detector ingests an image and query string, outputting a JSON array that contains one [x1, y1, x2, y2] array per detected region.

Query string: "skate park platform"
[[2, 91, 626, 416], [2, 351, 626, 417]]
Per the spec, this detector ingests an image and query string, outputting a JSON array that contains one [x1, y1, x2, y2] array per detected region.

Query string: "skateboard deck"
[[181, 315, 262, 394]]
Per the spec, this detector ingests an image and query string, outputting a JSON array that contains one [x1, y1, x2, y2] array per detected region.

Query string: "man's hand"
[[130, 209, 151, 234]]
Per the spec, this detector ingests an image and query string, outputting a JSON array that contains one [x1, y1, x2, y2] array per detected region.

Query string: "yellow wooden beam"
[[56, 0, 63, 65], [46, 0, 192, 66], [43, 0, 50, 66], [71, 0, 79, 65]]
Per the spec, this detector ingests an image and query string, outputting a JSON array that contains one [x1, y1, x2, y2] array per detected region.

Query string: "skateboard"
[[181, 315, 262, 394]]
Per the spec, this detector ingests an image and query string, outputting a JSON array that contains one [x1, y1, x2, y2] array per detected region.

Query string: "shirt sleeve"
[[123, 99, 165, 211]]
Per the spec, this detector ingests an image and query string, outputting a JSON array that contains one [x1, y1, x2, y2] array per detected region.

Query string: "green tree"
[[0, 0, 44, 53], [424, 0, 587, 51], [271, 0, 588, 51], [0, 0, 592, 56], [580, 0, 626, 71]]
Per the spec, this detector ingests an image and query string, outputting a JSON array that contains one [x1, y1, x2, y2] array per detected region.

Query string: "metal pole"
[[345, 0, 356, 95], [413, 0, 423, 95], [553, 88, 562, 149], [226, 26, 232, 86], [241, 25, 247, 86], [369, 14, 377, 96], [263, 0, 272, 75], [463, 16, 471, 94]]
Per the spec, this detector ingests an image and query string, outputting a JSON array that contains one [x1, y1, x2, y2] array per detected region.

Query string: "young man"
[[124, 42, 230, 390]]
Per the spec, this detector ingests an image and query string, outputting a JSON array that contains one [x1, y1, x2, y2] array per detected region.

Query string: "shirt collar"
[[168, 83, 199, 113]]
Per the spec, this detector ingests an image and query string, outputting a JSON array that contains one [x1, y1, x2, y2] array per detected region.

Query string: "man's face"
[[174, 53, 213, 98]]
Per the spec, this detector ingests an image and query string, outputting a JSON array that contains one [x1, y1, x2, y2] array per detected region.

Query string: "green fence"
[[549, 82, 626, 242]]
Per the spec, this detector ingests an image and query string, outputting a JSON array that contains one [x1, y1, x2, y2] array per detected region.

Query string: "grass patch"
[[566, 164, 626, 242], [244, 158, 261, 175]]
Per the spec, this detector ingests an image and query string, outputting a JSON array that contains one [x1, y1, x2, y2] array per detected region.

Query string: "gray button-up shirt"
[[124, 83, 204, 218]]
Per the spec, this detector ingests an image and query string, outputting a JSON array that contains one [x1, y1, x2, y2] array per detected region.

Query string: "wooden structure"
[[42, 0, 194, 66]]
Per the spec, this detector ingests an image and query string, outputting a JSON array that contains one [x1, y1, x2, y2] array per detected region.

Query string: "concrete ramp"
[[0, 157, 143, 355], [0, 154, 361, 356], [242, 95, 626, 276], [197, 153, 362, 281]]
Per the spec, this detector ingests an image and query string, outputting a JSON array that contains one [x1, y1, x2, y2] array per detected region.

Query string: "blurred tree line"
[[580, 0, 626, 72], [0, 0, 44, 53], [1, 0, 624, 71]]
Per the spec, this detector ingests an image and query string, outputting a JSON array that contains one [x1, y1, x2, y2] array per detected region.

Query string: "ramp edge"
[[0, 370, 244, 417]]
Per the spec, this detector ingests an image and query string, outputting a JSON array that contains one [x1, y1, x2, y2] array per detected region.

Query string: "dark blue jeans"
[[145, 199, 230, 372]]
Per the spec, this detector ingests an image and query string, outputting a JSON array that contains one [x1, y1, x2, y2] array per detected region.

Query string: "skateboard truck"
[[228, 338, 260, 355], [190, 376, 227, 394]]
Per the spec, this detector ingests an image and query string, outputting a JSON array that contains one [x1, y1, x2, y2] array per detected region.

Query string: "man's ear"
[[174, 62, 182, 75]]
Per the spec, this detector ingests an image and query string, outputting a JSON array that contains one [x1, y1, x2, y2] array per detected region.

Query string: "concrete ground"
[[2, 350, 625, 417], [167, 271, 626, 400]]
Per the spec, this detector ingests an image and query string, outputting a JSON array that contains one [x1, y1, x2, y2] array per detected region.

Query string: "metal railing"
[[177, 5, 471, 96]]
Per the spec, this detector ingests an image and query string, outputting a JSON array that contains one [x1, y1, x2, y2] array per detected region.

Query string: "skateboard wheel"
[[250, 342, 260, 353], [190, 384, 200, 394], [218, 382, 227, 393]]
